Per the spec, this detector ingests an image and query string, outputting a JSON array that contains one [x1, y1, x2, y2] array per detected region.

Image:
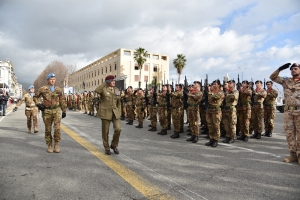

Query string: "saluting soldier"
[[157, 85, 169, 135], [236, 80, 252, 142], [222, 80, 239, 143], [262, 81, 278, 137], [135, 88, 146, 128], [170, 83, 183, 139], [270, 63, 300, 165], [186, 82, 203, 143], [250, 80, 267, 139], [34, 73, 67, 153], [204, 80, 225, 147], [14, 85, 39, 133], [95, 75, 121, 155]]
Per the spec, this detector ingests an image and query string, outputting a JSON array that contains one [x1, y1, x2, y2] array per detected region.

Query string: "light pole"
[[164, 71, 166, 84], [238, 67, 246, 81]]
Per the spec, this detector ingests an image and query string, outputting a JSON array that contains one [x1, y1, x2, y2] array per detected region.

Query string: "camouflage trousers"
[[126, 104, 134, 121], [252, 106, 264, 133], [25, 107, 38, 131], [150, 106, 157, 128], [158, 106, 168, 129], [72, 101, 77, 110], [167, 108, 171, 128], [83, 102, 89, 112], [78, 101, 82, 111], [136, 107, 144, 125], [238, 108, 251, 137], [264, 107, 275, 131], [187, 107, 199, 136], [122, 103, 127, 118], [206, 109, 222, 140], [200, 106, 207, 128], [171, 108, 183, 132], [42, 108, 61, 145], [148, 105, 153, 120], [89, 104, 94, 115], [284, 110, 300, 154], [222, 108, 237, 139]]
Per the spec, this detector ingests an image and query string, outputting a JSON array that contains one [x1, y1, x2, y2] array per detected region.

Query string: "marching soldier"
[[135, 88, 146, 128], [204, 80, 224, 147], [222, 80, 239, 143], [250, 80, 267, 139], [82, 91, 89, 114], [186, 82, 203, 143], [14, 85, 39, 133], [270, 63, 300, 165], [34, 73, 67, 153], [170, 83, 183, 139], [236, 80, 252, 142], [262, 81, 278, 137], [125, 86, 135, 125]]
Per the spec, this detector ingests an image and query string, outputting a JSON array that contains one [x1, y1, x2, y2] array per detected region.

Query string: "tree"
[[173, 54, 187, 84], [133, 47, 148, 88]]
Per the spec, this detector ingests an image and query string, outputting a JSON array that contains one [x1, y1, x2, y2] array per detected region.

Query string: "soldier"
[[262, 81, 278, 137], [120, 90, 126, 120], [125, 86, 135, 125], [82, 91, 88, 114], [95, 75, 121, 155], [88, 92, 95, 116], [248, 81, 255, 135], [250, 80, 267, 139], [148, 88, 158, 132], [220, 81, 229, 137], [0, 89, 10, 116], [204, 80, 225, 147], [68, 93, 73, 110], [14, 85, 39, 133], [77, 92, 83, 112], [157, 85, 168, 135], [34, 73, 67, 153], [135, 88, 146, 128], [222, 80, 239, 143], [186, 82, 203, 143], [236, 80, 252, 142], [270, 63, 300, 164], [170, 83, 184, 139], [94, 93, 100, 117]]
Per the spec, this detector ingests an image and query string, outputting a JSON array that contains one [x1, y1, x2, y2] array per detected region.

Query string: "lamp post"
[[164, 71, 166, 84], [238, 67, 246, 81]]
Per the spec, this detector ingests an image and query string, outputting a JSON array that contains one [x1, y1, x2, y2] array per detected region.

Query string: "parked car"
[[276, 97, 285, 113]]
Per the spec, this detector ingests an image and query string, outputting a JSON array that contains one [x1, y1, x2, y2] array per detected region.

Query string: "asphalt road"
[[0, 105, 299, 200]]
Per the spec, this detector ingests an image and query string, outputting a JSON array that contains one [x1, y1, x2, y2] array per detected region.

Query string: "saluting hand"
[[278, 63, 291, 71]]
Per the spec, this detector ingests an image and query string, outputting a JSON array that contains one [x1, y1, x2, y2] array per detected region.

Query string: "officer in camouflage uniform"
[[236, 80, 252, 142], [135, 88, 146, 128], [157, 85, 168, 135], [14, 85, 39, 133], [186, 82, 203, 143], [82, 91, 88, 114], [34, 73, 67, 153], [270, 63, 300, 165], [250, 80, 267, 139], [248, 81, 255, 135], [170, 83, 183, 139], [262, 81, 278, 137], [205, 80, 225, 147], [222, 80, 239, 143], [125, 86, 135, 125]]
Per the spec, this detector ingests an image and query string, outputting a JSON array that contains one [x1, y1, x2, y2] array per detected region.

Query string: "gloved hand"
[[278, 63, 291, 71], [13, 107, 18, 112], [62, 112, 66, 119], [37, 103, 45, 111]]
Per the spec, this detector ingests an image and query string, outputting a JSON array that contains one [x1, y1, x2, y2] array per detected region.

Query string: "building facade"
[[67, 48, 169, 92], [0, 60, 21, 98]]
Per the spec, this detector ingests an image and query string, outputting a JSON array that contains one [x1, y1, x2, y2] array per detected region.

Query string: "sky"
[[0, 0, 299, 96]]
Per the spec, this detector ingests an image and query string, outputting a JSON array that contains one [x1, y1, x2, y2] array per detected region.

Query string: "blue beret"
[[28, 85, 34, 90], [47, 73, 55, 80]]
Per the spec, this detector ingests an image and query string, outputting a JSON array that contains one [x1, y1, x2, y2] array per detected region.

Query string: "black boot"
[[243, 136, 249, 142], [168, 125, 171, 130], [205, 139, 214, 146], [249, 128, 254, 135], [237, 135, 245, 140], [170, 132, 180, 139], [250, 132, 258, 138], [186, 135, 195, 142], [136, 124, 143, 128], [256, 132, 261, 139], [192, 136, 199, 143], [227, 138, 235, 143], [160, 129, 167, 135], [262, 130, 269, 136], [223, 137, 230, 143], [126, 120, 133, 125], [212, 140, 218, 147], [267, 131, 272, 137], [150, 127, 157, 132]]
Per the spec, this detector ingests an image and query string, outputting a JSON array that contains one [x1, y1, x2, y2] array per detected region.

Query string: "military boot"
[[150, 127, 157, 132], [205, 139, 214, 146], [160, 129, 167, 135], [250, 132, 258, 138], [223, 137, 230, 143], [170, 132, 180, 139], [47, 143, 53, 153], [256, 132, 261, 139], [192, 136, 199, 143], [135, 124, 143, 128], [283, 151, 297, 163], [212, 140, 218, 147], [168, 125, 171, 130], [54, 142, 60, 153], [126, 120, 133, 125], [186, 135, 195, 142], [237, 135, 245, 140], [262, 130, 269, 136]]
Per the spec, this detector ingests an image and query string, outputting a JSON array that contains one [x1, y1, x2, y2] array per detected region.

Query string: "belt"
[[172, 106, 182, 109], [188, 104, 199, 107], [224, 106, 236, 110], [26, 106, 36, 108], [254, 102, 263, 105], [44, 105, 59, 110], [208, 105, 221, 110], [286, 106, 300, 110]]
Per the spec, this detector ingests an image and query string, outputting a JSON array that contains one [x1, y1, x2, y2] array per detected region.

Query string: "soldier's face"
[[229, 82, 235, 89], [267, 83, 272, 89], [29, 88, 34, 93], [108, 80, 115, 87], [176, 86, 180, 91], [48, 78, 56, 86], [212, 82, 219, 90], [255, 82, 262, 88], [291, 67, 300, 77]]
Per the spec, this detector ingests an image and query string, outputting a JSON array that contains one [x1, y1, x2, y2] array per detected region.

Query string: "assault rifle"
[[183, 76, 189, 109], [166, 80, 171, 110], [145, 81, 149, 109], [250, 78, 255, 108], [204, 74, 209, 111], [222, 78, 226, 109], [237, 74, 241, 107]]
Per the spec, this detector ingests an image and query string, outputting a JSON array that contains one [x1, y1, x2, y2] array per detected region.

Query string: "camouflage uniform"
[[148, 92, 158, 131], [170, 90, 183, 134], [16, 93, 39, 133], [72, 93, 77, 111], [206, 89, 225, 141], [135, 94, 146, 127], [94, 94, 100, 116], [34, 86, 66, 146], [270, 68, 300, 156], [120, 92, 126, 119], [77, 93, 83, 111], [125, 92, 135, 124], [237, 87, 252, 139], [157, 92, 168, 134], [187, 90, 203, 139], [88, 93, 95, 116], [67, 94, 73, 110], [263, 88, 278, 134], [82, 93, 89, 113]]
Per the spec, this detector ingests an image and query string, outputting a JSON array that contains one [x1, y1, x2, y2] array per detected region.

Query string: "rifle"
[[153, 77, 157, 106], [166, 80, 171, 110], [172, 79, 174, 92], [183, 76, 188, 109], [237, 74, 241, 107], [204, 74, 209, 111], [222, 79, 226, 109], [263, 78, 266, 90], [145, 81, 149, 108], [250, 78, 255, 108]]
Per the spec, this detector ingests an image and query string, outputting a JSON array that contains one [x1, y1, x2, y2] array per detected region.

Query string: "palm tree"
[[173, 54, 187, 84], [133, 47, 148, 88]]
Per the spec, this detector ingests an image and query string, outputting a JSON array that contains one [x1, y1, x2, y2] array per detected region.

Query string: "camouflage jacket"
[[225, 89, 239, 107], [264, 88, 278, 106], [208, 89, 224, 107], [187, 90, 203, 108], [135, 94, 146, 108], [17, 93, 36, 110], [238, 87, 252, 109], [270, 69, 300, 107], [125, 93, 135, 106], [157, 92, 168, 107], [170, 90, 183, 108], [34, 85, 67, 112], [254, 88, 267, 103]]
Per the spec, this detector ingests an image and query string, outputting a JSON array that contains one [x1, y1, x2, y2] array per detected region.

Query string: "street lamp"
[[164, 71, 166, 84], [238, 67, 246, 81]]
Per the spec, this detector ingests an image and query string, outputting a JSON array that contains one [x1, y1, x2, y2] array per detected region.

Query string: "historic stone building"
[[67, 48, 169, 92]]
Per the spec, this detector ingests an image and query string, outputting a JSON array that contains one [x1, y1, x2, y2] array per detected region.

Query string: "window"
[[98, 69, 99, 76], [124, 50, 131, 56], [98, 80, 99, 84], [153, 55, 159, 60], [144, 65, 148, 71], [115, 63, 117, 70], [153, 66, 158, 72], [110, 65, 112, 72], [135, 64, 139, 70], [144, 76, 148, 82], [161, 56, 167, 61], [102, 68, 103, 74], [134, 75, 139, 82], [106, 67, 107, 73]]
